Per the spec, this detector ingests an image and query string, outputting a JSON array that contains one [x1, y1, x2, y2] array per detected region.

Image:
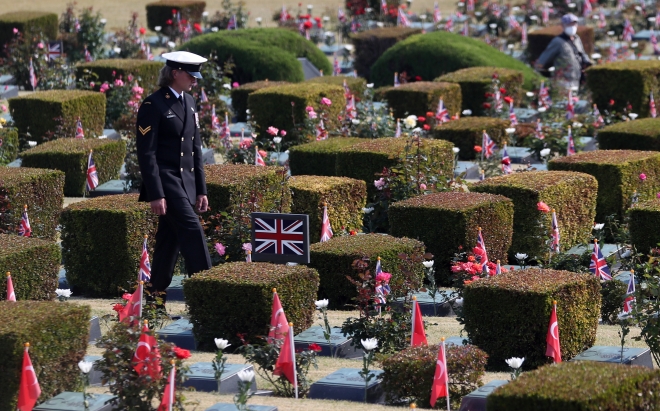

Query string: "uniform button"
[[181, 152, 184, 156], [190, 167, 194, 172], [191, 151, 194, 156], [180, 168, 183, 172], [191, 136, 194, 140], [181, 137, 184, 142]]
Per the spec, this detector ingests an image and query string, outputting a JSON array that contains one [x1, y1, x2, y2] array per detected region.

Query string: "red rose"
[[414, 75, 422, 81], [350, 230, 357, 236], [426, 111, 434, 118], [474, 145, 483, 152], [504, 96, 513, 104], [484, 92, 492, 98], [609, 99, 615, 106], [314, 17, 321, 22], [122, 293, 132, 300], [112, 304, 124, 313], [303, 21, 313, 29], [417, 116, 426, 123], [423, 124, 431, 130], [259, 150, 268, 158], [537, 201, 551, 213], [492, 73, 499, 79], [139, 27, 146, 35], [309, 343, 322, 352], [166, 19, 173, 25], [499, 87, 507, 94], [193, 23, 202, 33], [317, 23, 322, 28], [181, 19, 188, 25], [172, 8, 177, 15], [502, 158, 511, 165], [173, 346, 191, 360], [483, 103, 491, 109]]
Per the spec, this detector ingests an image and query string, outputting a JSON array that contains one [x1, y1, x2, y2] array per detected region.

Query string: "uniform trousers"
[[149, 196, 211, 297]]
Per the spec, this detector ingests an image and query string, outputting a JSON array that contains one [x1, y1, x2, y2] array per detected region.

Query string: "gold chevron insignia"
[[138, 125, 152, 135]]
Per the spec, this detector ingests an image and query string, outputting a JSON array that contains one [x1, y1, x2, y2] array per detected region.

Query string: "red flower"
[[139, 27, 146, 35], [309, 343, 322, 352], [474, 145, 483, 152], [504, 96, 513, 104], [492, 73, 499, 79], [350, 229, 357, 236], [414, 75, 422, 81], [173, 347, 191, 359], [112, 303, 124, 313], [502, 157, 511, 165], [314, 17, 321, 23], [166, 19, 173, 25], [172, 8, 177, 15], [426, 111, 434, 118], [609, 99, 615, 106], [122, 293, 132, 300], [483, 102, 491, 109], [484, 92, 492, 98], [417, 116, 426, 123], [303, 21, 313, 29], [499, 87, 507, 94], [423, 124, 431, 130], [181, 19, 188, 25], [317, 23, 322, 28], [537, 201, 551, 213], [193, 23, 202, 33]]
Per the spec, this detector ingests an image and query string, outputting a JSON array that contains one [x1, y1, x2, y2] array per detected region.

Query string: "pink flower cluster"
[[376, 272, 391, 283], [239, 138, 253, 149], [267, 126, 279, 136], [215, 242, 226, 256], [374, 178, 386, 190], [306, 106, 317, 119], [99, 83, 110, 93]]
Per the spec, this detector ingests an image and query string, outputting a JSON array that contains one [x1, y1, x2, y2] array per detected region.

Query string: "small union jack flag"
[[375, 257, 382, 276], [221, 112, 231, 150], [551, 209, 560, 253], [254, 216, 305, 255], [374, 284, 386, 304], [48, 41, 62, 61], [535, 120, 545, 139], [598, 9, 606, 29], [381, 0, 388, 11], [280, 5, 288, 22], [623, 18, 635, 42], [583, 0, 592, 16], [75, 117, 84, 139], [343, 79, 350, 95], [482, 131, 496, 159], [542, 4, 549, 24], [501, 144, 512, 175], [333, 53, 341, 76], [589, 240, 611, 280], [320, 204, 333, 242], [87, 150, 99, 191], [592, 104, 605, 127], [538, 81, 551, 108], [495, 260, 501, 275], [139, 236, 151, 282], [338, 7, 346, 22], [494, 90, 503, 112], [475, 228, 489, 274], [462, 21, 469, 36], [566, 90, 575, 120], [436, 99, 450, 123], [28, 58, 37, 91], [466, 0, 475, 11], [567, 126, 576, 156], [397, 7, 411, 27], [255, 146, 266, 166], [18, 205, 31, 237], [521, 23, 528, 46], [74, 18, 81, 32], [652, 30, 660, 55], [508, 15, 521, 30], [433, 1, 442, 23], [200, 87, 208, 103], [211, 104, 220, 132], [346, 95, 356, 119], [445, 17, 453, 31], [608, 43, 617, 62], [651, 92, 657, 118], [227, 14, 237, 30], [509, 102, 518, 125], [623, 271, 635, 314]]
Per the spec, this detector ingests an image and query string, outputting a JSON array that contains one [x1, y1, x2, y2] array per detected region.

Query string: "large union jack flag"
[[589, 240, 611, 280], [251, 213, 310, 263]]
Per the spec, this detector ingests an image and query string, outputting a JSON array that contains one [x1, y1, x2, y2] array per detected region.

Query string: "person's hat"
[[561, 13, 579, 25], [162, 51, 207, 79]]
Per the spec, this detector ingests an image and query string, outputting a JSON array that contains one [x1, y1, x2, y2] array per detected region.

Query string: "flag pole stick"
[[138, 281, 144, 320], [411, 296, 416, 347], [169, 360, 175, 411], [290, 322, 298, 399], [443, 338, 450, 411]]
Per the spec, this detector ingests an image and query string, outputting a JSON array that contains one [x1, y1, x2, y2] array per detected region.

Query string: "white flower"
[[629, 113, 639, 120], [412, 127, 422, 134], [568, 2, 576, 7], [530, 15, 538, 20], [365, 7, 373, 12], [593, 223, 604, 230], [315, 299, 329, 309], [28, 141, 37, 147], [538, 106, 547, 113], [489, 23, 498, 28], [237, 369, 255, 382], [113, 47, 121, 54], [505, 357, 525, 369], [404, 115, 417, 129], [570, 86, 579, 91], [422, 260, 434, 268], [540, 148, 551, 157], [203, 11, 209, 16], [526, 92, 535, 97], [352, 119, 360, 125], [548, 66, 555, 72], [223, 83, 231, 90], [591, 53, 602, 60], [100, 18, 107, 25], [211, 27, 219, 32], [454, 298, 464, 307], [462, 109, 472, 116], [507, 44, 514, 49], [607, 30, 615, 36], [452, 147, 460, 153], [420, 14, 427, 20], [376, 22, 384, 28], [273, 137, 282, 144], [215, 338, 231, 350], [155, 26, 162, 32], [505, 127, 516, 134], [167, 41, 176, 48], [572, 122, 583, 128], [367, 83, 374, 88], [361, 338, 378, 351], [256, 17, 262, 22], [323, 16, 330, 22], [78, 360, 93, 374], [245, 109, 250, 114], [650, 16, 657, 22], [307, 4, 313, 9], [512, 6, 520, 11], [363, 207, 374, 214], [515, 253, 528, 260], [55, 289, 72, 298]]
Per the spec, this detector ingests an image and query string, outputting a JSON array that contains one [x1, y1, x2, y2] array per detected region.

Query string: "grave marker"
[[156, 318, 197, 350], [294, 326, 362, 358], [34, 392, 116, 411], [308, 368, 384, 403], [183, 362, 256, 393], [458, 379, 508, 411], [570, 345, 653, 368]]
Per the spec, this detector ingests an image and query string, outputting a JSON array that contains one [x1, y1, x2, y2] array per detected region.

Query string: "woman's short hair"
[[157, 65, 176, 88]]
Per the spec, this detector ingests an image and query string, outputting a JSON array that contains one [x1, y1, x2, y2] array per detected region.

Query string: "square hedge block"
[[75, 59, 163, 95], [21, 138, 126, 197], [309, 234, 425, 309], [628, 199, 660, 254], [597, 118, 660, 150], [586, 60, 660, 118], [248, 83, 346, 145], [0, 301, 90, 410], [0, 11, 58, 53], [472, 171, 597, 259], [0, 234, 60, 300], [204, 164, 291, 213], [0, 167, 64, 240], [335, 137, 454, 196], [183, 262, 320, 350], [382, 81, 462, 121], [59, 194, 159, 297], [548, 150, 660, 222], [145, 0, 207, 31], [487, 362, 660, 411], [389, 192, 514, 284], [8, 90, 106, 143], [230, 80, 290, 122], [288, 137, 363, 177], [435, 66, 524, 115], [351, 27, 422, 80], [306, 76, 367, 98], [463, 268, 601, 369], [431, 117, 510, 160], [289, 175, 367, 243]]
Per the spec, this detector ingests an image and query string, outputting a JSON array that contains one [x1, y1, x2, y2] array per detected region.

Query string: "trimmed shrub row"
[[597, 117, 660, 151], [0, 128, 19, 165], [383, 81, 462, 121], [432, 117, 509, 161], [629, 199, 660, 254], [146, 0, 206, 31], [0, 11, 58, 49], [288, 137, 364, 177], [0, 234, 60, 300], [351, 27, 423, 81], [306, 75, 367, 97], [230, 80, 290, 122], [75, 59, 163, 94]]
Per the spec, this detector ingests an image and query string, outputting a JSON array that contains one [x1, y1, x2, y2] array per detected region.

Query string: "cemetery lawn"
[[77, 296, 648, 410]]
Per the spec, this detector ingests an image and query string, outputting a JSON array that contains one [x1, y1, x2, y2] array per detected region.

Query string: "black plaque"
[[250, 213, 310, 264], [570, 345, 653, 369], [294, 326, 362, 358], [308, 368, 384, 403], [34, 392, 115, 411], [156, 318, 197, 350], [182, 362, 257, 393], [458, 379, 508, 411]]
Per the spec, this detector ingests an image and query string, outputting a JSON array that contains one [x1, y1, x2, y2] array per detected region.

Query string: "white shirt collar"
[[168, 87, 182, 99]]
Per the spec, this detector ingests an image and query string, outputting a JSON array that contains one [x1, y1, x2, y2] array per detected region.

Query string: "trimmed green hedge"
[[472, 171, 598, 259], [586, 61, 660, 118], [0, 234, 60, 300], [370, 31, 540, 89], [306, 76, 367, 98], [548, 150, 660, 222], [351, 27, 423, 81], [59, 194, 159, 297], [184, 262, 320, 350], [335, 137, 454, 195], [597, 118, 660, 150], [487, 361, 660, 410], [205, 164, 291, 213], [289, 175, 367, 242], [435, 67, 524, 115], [0, 301, 90, 410], [230, 80, 290, 122], [21, 138, 126, 197], [146, 0, 206, 31], [288, 137, 363, 177], [432, 117, 509, 161], [464, 268, 601, 369], [308, 234, 425, 309], [76, 59, 163, 94], [0, 128, 19, 165], [381, 343, 488, 408], [0, 11, 58, 48], [248, 83, 346, 144], [629, 199, 660, 254], [383, 82, 462, 121], [8, 90, 106, 144], [0, 167, 64, 240], [527, 25, 594, 64], [389, 192, 514, 285]]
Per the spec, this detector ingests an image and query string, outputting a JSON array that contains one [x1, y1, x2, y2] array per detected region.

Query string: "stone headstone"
[[166, 275, 185, 302], [102, 129, 121, 140], [34, 392, 116, 411], [202, 147, 216, 165], [566, 243, 623, 259], [83, 355, 103, 386], [394, 291, 457, 317], [0, 85, 18, 99], [570, 345, 653, 368], [513, 108, 538, 123], [228, 122, 252, 137], [298, 58, 321, 80], [308, 367, 385, 403], [0, 74, 14, 84], [156, 318, 197, 350], [458, 379, 509, 411], [7, 158, 21, 167], [89, 316, 101, 343], [445, 336, 468, 346], [183, 362, 256, 393], [205, 404, 277, 411], [59, 267, 68, 288], [506, 146, 533, 164], [88, 180, 125, 198], [455, 161, 480, 179], [615, 271, 636, 286], [294, 326, 362, 358]]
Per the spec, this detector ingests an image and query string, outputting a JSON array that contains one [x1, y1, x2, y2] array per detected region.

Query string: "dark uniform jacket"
[[136, 87, 207, 206]]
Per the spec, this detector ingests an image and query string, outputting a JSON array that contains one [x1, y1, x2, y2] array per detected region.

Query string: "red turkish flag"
[[17, 346, 41, 411], [157, 366, 176, 411], [119, 283, 143, 326], [268, 291, 289, 343], [430, 341, 448, 408], [273, 328, 296, 386], [7, 274, 16, 301], [546, 302, 562, 363], [411, 299, 427, 347], [132, 322, 162, 380]]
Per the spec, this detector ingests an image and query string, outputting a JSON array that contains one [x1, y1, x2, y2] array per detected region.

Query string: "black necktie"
[[178, 95, 184, 108]]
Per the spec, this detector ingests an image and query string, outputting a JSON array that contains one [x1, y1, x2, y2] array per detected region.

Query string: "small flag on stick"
[[157, 360, 176, 411], [320, 203, 333, 242], [411, 296, 427, 346], [18, 205, 31, 237], [430, 338, 450, 409], [546, 300, 562, 363], [623, 270, 636, 314], [17, 343, 41, 411], [274, 322, 298, 398], [268, 288, 289, 343], [7, 272, 16, 301], [87, 150, 99, 191]]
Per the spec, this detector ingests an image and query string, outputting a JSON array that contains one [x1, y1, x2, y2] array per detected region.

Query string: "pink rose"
[[99, 83, 110, 93], [537, 202, 550, 213], [419, 183, 427, 190], [308, 111, 317, 119], [376, 272, 391, 283], [132, 86, 143, 94], [280, 130, 287, 136], [242, 242, 252, 252], [114, 79, 124, 87], [89, 82, 95, 88], [374, 178, 386, 190], [267, 126, 279, 136], [657, 192, 660, 199], [215, 242, 226, 256], [321, 97, 332, 106], [127, 74, 134, 82], [0, 105, 6, 112], [305, 106, 314, 112], [12, 28, 18, 34], [232, 82, 239, 88], [37, 42, 44, 49], [640, 173, 647, 181]]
